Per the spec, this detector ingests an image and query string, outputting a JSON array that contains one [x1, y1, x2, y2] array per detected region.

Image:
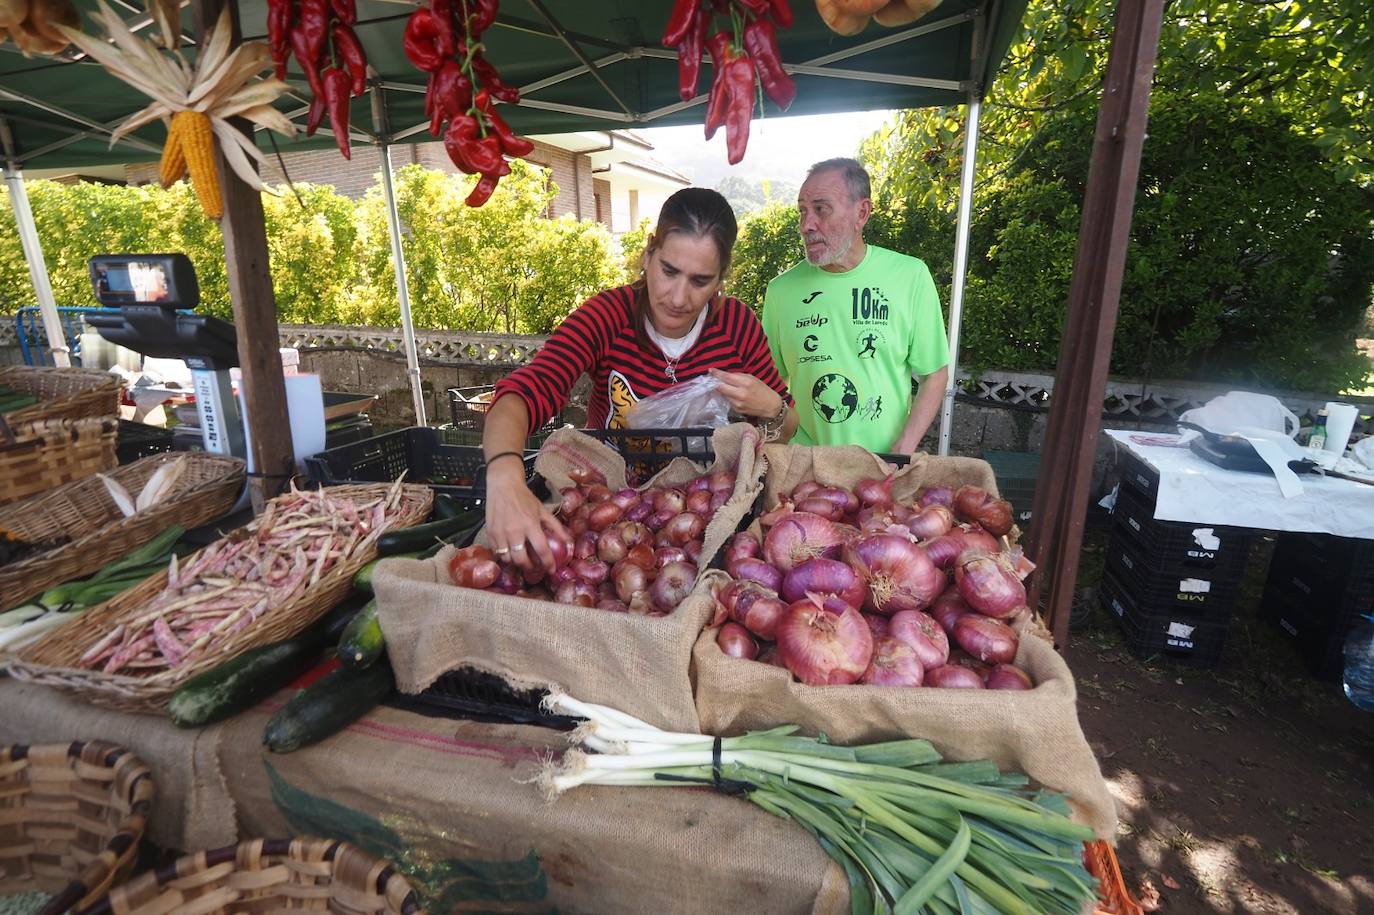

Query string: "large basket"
[[0, 418, 119, 507], [77, 838, 423, 915], [0, 741, 153, 915], [9, 484, 432, 713], [0, 367, 121, 426], [0, 453, 246, 609]]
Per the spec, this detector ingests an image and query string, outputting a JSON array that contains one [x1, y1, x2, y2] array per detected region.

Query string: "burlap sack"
[[692, 443, 1118, 840], [373, 425, 765, 733]]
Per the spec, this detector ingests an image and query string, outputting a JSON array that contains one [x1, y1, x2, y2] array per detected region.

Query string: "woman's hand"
[[709, 368, 784, 419], [483, 458, 570, 573]]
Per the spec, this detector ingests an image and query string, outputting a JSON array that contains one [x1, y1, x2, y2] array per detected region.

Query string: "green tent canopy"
[[0, 0, 1025, 169]]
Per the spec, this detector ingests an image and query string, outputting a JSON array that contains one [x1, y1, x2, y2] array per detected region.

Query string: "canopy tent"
[[1, 0, 1024, 438]]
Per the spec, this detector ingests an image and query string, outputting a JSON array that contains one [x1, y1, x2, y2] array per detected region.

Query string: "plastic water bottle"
[[1342, 614, 1374, 711]]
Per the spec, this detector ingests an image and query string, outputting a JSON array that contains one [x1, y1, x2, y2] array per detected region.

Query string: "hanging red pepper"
[[434, 60, 474, 122], [662, 0, 699, 47], [766, 0, 793, 28], [298, 0, 331, 72], [466, 159, 509, 207], [734, 0, 769, 14], [703, 31, 733, 141], [743, 17, 795, 111], [321, 66, 352, 159], [676, 6, 710, 101], [306, 94, 325, 137], [470, 55, 520, 104], [483, 105, 535, 157], [328, 0, 356, 26], [430, 0, 457, 56], [290, 26, 325, 100], [267, 0, 292, 80], [403, 9, 449, 72], [443, 116, 481, 173], [723, 54, 755, 165], [465, 0, 499, 35], [332, 24, 368, 97]]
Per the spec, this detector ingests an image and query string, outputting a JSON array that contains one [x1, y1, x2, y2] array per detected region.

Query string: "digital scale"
[[85, 253, 246, 458]]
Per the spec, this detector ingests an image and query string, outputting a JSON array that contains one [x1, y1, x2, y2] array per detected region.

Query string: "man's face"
[[797, 169, 871, 269]]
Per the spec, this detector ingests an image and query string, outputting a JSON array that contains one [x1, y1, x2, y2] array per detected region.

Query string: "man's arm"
[[889, 365, 948, 454]]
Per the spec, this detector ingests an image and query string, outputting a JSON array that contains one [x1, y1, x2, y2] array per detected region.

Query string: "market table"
[[0, 677, 848, 915]]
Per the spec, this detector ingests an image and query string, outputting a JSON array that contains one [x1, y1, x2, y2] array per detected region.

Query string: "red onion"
[[758, 499, 794, 529], [686, 475, 711, 494], [650, 561, 697, 612], [624, 501, 653, 523], [610, 488, 640, 511], [595, 528, 626, 564], [727, 531, 761, 563], [545, 529, 572, 571], [888, 610, 950, 670], [627, 593, 654, 614], [730, 557, 784, 592], [953, 486, 1014, 537], [587, 502, 623, 532], [717, 622, 758, 660], [686, 490, 713, 515], [796, 497, 845, 521], [757, 644, 786, 668], [776, 595, 874, 685], [925, 664, 985, 689], [492, 565, 521, 595], [665, 512, 705, 546], [709, 469, 736, 494], [683, 540, 702, 564], [930, 586, 969, 633], [619, 521, 651, 547], [598, 581, 616, 600], [568, 516, 588, 537], [843, 534, 943, 616], [559, 487, 585, 516], [613, 561, 649, 603], [1008, 548, 1036, 581], [624, 542, 656, 571], [568, 466, 606, 486], [948, 649, 992, 679], [763, 512, 843, 572], [708, 581, 729, 627], [720, 581, 787, 640], [572, 558, 609, 586], [985, 664, 1033, 690], [952, 614, 1018, 664], [959, 524, 1000, 553], [955, 551, 1027, 619], [598, 598, 629, 613], [548, 565, 579, 589], [782, 558, 867, 610], [585, 484, 611, 503], [521, 563, 546, 586], [653, 488, 686, 514], [858, 507, 902, 533], [655, 546, 688, 567], [863, 613, 890, 639], [918, 486, 954, 508], [450, 558, 501, 589], [791, 480, 823, 501], [555, 579, 597, 607], [709, 490, 730, 513], [854, 474, 896, 508], [574, 531, 598, 561], [905, 504, 955, 541], [861, 637, 925, 687], [812, 487, 860, 516]]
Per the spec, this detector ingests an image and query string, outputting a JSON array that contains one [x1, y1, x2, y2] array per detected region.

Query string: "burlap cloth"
[[692, 443, 1119, 841], [373, 425, 766, 733], [0, 677, 236, 851]]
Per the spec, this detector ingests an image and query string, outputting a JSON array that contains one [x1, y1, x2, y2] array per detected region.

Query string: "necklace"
[[645, 302, 710, 384], [664, 359, 678, 382]]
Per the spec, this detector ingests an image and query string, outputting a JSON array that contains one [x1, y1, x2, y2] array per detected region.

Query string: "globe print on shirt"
[[811, 373, 859, 424]]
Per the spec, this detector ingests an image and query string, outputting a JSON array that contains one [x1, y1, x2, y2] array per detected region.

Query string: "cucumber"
[[167, 601, 366, 728], [336, 599, 383, 668], [431, 493, 467, 521], [375, 511, 484, 556], [263, 661, 394, 753]]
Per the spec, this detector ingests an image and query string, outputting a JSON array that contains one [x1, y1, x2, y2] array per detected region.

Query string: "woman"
[[482, 187, 796, 571]]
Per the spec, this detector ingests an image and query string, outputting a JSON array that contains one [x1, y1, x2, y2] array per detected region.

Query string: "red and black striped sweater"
[[493, 285, 790, 431]]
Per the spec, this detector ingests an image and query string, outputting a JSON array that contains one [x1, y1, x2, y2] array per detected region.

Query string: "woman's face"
[[642, 231, 724, 338]]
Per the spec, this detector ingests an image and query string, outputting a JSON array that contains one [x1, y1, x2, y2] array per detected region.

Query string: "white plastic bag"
[[626, 375, 732, 429], [1178, 391, 1300, 438]]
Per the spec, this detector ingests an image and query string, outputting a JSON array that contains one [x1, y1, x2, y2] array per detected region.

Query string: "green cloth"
[[762, 245, 949, 450]]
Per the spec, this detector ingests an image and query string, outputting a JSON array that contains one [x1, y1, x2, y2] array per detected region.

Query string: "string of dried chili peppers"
[[269, 0, 368, 159], [404, 0, 534, 207], [662, 0, 796, 165]]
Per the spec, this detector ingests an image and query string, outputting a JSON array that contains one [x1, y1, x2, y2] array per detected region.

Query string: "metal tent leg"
[[1, 117, 69, 368], [937, 94, 980, 456]]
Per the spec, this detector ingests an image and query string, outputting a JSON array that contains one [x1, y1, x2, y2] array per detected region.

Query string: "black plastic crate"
[[583, 427, 717, 485], [1103, 525, 1244, 617], [1117, 447, 1162, 505], [1099, 570, 1229, 668], [1111, 483, 1254, 574], [389, 666, 583, 729], [1259, 533, 1374, 681], [303, 426, 533, 504], [447, 385, 563, 449], [981, 450, 1038, 525], [116, 420, 175, 464]]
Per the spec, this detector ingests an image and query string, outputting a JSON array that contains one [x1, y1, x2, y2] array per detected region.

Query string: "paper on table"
[[238, 373, 326, 474]]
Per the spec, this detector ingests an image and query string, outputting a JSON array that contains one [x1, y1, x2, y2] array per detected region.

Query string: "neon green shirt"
[[762, 245, 948, 450]]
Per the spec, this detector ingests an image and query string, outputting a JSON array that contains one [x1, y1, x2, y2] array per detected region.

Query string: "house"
[[116, 128, 688, 233]]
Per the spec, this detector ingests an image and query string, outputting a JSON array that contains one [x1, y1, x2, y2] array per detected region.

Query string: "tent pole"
[[372, 83, 427, 426], [937, 92, 980, 456], [0, 117, 69, 368]]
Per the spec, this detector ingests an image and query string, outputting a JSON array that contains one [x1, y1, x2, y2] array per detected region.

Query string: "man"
[[762, 158, 949, 453]]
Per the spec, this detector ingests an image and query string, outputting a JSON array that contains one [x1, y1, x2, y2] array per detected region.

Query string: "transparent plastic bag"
[[626, 375, 732, 429]]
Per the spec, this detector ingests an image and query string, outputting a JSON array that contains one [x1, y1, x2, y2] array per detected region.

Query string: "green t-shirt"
[[762, 245, 948, 450]]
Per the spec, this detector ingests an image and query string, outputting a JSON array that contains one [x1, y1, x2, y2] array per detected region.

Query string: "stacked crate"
[[1260, 532, 1374, 681], [1099, 451, 1255, 667]]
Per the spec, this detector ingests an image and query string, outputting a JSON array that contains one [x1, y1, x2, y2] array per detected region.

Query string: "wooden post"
[[189, 0, 294, 511], [1025, 0, 1167, 646]]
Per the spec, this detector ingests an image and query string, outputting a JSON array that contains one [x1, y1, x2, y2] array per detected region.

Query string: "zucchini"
[[337, 599, 383, 668], [167, 600, 365, 728], [375, 511, 484, 556], [263, 661, 394, 753], [431, 493, 467, 521]]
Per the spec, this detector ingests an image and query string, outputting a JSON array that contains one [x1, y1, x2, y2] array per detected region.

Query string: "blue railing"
[[13, 305, 91, 366]]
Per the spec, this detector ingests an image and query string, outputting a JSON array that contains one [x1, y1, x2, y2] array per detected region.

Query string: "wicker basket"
[[0, 453, 246, 609], [77, 838, 423, 915], [0, 741, 153, 915], [9, 484, 432, 713], [0, 367, 121, 426], [0, 418, 119, 507]]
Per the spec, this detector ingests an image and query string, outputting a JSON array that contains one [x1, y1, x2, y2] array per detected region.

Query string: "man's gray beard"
[[805, 233, 854, 267]]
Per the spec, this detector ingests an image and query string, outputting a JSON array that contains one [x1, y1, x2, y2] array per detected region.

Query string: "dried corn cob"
[[175, 110, 222, 219], [158, 114, 186, 185]]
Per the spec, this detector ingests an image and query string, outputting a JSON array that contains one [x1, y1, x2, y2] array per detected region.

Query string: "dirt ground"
[[1068, 531, 1374, 914]]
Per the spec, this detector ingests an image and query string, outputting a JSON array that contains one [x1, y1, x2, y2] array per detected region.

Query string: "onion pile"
[[447, 465, 735, 615], [710, 477, 1036, 690]]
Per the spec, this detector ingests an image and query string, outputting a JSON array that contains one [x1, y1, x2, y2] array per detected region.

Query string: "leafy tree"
[[727, 202, 802, 312]]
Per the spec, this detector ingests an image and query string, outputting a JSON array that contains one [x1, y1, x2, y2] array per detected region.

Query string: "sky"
[[635, 109, 895, 188]]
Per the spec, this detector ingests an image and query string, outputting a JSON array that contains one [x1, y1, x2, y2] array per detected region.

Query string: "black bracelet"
[[484, 451, 523, 468]]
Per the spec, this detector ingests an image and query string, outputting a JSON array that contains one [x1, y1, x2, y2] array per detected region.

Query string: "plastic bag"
[[626, 375, 732, 429], [1178, 391, 1300, 439]]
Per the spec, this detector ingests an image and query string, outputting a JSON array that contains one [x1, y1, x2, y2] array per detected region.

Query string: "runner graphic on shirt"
[[858, 332, 878, 359]]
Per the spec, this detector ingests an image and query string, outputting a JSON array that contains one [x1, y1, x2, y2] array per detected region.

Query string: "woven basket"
[[0, 741, 154, 915], [0, 453, 246, 609], [9, 484, 432, 713], [0, 418, 119, 508], [77, 838, 423, 915], [0, 367, 121, 426]]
